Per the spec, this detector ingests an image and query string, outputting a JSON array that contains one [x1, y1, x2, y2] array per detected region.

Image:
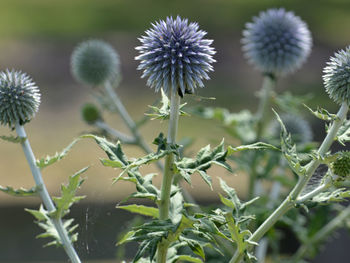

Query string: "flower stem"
[[15, 123, 81, 263], [248, 75, 276, 199], [230, 102, 349, 263], [157, 88, 181, 263]]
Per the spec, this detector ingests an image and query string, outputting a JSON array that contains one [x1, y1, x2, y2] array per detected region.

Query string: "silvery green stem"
[[94, 120, 136, 144], [292, 205, 350, 262], [296, 176, 331, 204], [15, 123, 81, 263], [230, 102, 349, 263], [249, 75, 276, 199], [157, 87, 181, 263]]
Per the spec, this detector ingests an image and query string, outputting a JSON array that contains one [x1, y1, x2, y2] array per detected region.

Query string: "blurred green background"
[[0, 0, 350, 262]]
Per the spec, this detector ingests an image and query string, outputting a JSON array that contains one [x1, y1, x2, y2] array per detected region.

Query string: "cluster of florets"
[[242, 8, 312, 76], [71, 40, 120, 86], [0, 70, 40, 128], [135, 16, 216, 97], [323, 46, 350, 105], [332, 152, 350, 179]]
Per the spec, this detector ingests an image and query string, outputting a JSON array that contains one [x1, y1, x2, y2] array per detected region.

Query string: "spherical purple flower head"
[[135, 16, 216, 97], [323, 46, 350, 105], [242, 8, 312, 76]]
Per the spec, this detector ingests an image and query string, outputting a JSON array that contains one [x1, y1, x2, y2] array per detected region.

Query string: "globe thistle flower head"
[[81, 103, 101, 124], [0, 69, 41, 128], [135, 16, 216, 97], [270, 114, 313, 144], [323, 46, 350, 105], [242, 8, 312, 76], [71, 40, 120, 86], [332, 151, 350, 179]]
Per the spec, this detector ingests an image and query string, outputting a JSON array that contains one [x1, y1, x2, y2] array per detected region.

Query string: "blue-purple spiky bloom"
[[323, 46, 350, 105], [0, 69, 40, 127], [135, 16, 216, 97], [242, 8, 312, 76]]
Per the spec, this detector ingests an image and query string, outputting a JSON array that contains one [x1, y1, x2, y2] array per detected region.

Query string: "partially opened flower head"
[[71, 40, 120, 86], [0, 69, 41, 128], [242, 8, 312, 76], [323, 46, 350, 105], [136, 16, 216, 97]]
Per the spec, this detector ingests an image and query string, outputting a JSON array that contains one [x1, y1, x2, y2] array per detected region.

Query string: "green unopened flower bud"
[[71, 40, 120, 86], [332, 151, 350, 179], [0, 69, 40, 128], [323, 46, 350, 105], [81, 103, 101, 124]]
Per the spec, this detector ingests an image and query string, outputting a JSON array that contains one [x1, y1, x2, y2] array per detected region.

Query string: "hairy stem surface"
[[230, 102, 349, 263], [15, 123, 81, 263], [157, 88, 181, 263]]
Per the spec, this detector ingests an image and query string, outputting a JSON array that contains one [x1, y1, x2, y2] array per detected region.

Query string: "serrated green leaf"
[[81, 134, 129, 165], [274, 92, 313, 114], [227, 142, 279, 155], [117, 230, 136, 246], [0, 135, 26, 143], [169, 192, 184, 225], [0, 185, 38, 197], [51, 167, 87, 219], [26, 205, 78, 247], [117, 204, 159, 218], [36, 138, 80, 169], [312, 188, 350, 204], [146, 89, 188, 120], [304, 104, 338, 122], [175, 139, 231, 188], [273, 109, 306, 176]]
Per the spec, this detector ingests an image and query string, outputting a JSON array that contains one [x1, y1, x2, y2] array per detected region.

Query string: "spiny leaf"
[[227, 142, 279, 155], [146, 89, 188, 120], [169, 192, 184, 225], [311, 188, 350, 204], [274, 92, 313, 114], [172, 255, 203, 263], [0, 185, 38, 197], [304, 104, 338, 122], [81, 134, 129, 165], [51, 167, 87, 219], [273, 109, 306, 176], [25, 206, 78, 247], [117, 204, 159, 218], [36, 138, 80, 169], [0, 135, 26, 143], [175, 139, 231, 188]]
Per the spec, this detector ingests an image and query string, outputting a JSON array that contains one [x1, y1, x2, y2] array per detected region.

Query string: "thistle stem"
[[15, 123, 81, 263], [249, 75, 276, 199], [94, 120, 136, 144], [157, 88, 181, 263], [230, 102, 349, 263]]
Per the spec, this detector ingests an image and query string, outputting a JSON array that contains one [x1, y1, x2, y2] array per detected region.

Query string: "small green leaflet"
[[0, 185, 38, 197], [25, 205, 78, 247], [273, 109, 306, 176], [171, 255, 202, 263], [312, 188, 350, 204], [175, 139, 232, 188], [0, 135, 26, 143], [51, 167, 88, 219], [36, 138, 80, 169], [227, 142, 279, 155], [117, 204, 159, 218], [146, 89, 188, 120], [304, 104, 338, 122]]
